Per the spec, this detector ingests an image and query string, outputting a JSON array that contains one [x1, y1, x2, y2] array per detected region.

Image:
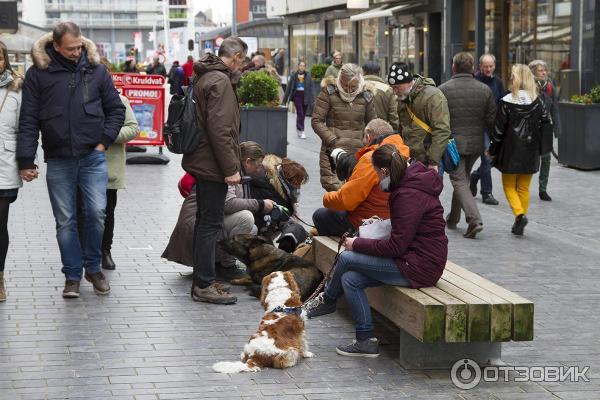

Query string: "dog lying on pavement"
[[212, 271, 314, 373], [218, 234, 322, 301]]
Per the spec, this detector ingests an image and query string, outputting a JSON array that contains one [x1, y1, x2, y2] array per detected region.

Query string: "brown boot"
[[62, 280, 81, 299], [85, 272, 111, 295], [0, 271, 6, 302], [191, 282, 237, 304]]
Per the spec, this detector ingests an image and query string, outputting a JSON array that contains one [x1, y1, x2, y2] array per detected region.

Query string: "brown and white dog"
[[212, 271, 314, 373]]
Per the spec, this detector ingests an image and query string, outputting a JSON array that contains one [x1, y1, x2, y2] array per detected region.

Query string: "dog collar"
[[270, 306, 302, 315]]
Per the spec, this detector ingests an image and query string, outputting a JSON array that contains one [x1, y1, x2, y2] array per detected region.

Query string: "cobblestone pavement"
[[1, 113, 599, 399]]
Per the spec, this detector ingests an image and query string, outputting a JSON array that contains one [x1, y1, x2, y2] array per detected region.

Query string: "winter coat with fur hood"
[[182, 54, 240, 182], [17, 33, 125, 169], [0, 76, 23, 189], [311, 75, 377, 191]]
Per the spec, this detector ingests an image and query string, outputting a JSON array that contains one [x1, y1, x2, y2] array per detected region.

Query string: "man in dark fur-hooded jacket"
[[17, 22, 125, 299]]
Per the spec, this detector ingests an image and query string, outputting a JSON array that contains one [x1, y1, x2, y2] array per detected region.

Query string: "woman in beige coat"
[[100, 95, 139, 269], [311, 64, 376, 191]]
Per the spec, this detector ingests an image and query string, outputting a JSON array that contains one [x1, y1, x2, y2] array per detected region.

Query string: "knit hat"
[[387, 62, 412, 85]]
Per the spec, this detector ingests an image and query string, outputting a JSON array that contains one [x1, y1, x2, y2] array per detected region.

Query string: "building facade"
[[43, 0, 161, 63], [267, 0, 599, 94]]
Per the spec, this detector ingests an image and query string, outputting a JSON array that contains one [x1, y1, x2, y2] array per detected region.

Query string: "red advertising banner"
[[111, 73, 166, 146]]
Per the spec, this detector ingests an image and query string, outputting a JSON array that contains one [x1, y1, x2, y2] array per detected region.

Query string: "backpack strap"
[[406, 106, 432, 134]]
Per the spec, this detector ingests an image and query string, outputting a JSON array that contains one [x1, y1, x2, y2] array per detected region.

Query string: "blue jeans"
[[324, 251, 411, 339], [47, 151, 108, 281], [471, 133, 493, 195], [312, 208, 354, 237]]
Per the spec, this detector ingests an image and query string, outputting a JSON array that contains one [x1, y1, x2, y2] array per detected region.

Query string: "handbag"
[[358, 217, 391, 240], [407, 106, 460, 173]]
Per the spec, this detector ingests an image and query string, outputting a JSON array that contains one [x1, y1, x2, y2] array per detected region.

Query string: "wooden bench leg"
[[398, 330, 502, 370]]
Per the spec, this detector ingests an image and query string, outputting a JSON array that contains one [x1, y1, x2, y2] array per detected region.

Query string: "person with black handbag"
[[489, 64, 553, 236]]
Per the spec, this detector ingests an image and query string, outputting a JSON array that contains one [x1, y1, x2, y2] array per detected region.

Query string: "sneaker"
[[215, 264, 250, 283], [84, 272, 110, 295], [539, 191, 552, 201], [299, 131, 307, 139], [102, 250, 116, 270], [303, 292, 337, 318], [469, 175, 478, 197], [482, 194, 499, 205], [296, 129, 302, 138], [511, 214, 528, 236], [336, 338, 379, 358], [62, 280, 81, 299], [191, 282, 237, 304], [463, 223, 483, 239], [213, 281, 231, 294], [0, 271, 6, 302]]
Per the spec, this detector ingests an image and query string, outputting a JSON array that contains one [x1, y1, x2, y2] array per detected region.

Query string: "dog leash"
[[302, 232, 350, 306], [293, 213, 315, 228]]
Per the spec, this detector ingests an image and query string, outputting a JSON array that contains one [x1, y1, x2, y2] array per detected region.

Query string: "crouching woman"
[[303, 144, 448, 357]]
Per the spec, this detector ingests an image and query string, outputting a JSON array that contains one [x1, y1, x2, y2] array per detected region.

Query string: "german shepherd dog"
[[218, 234, 322, 301]]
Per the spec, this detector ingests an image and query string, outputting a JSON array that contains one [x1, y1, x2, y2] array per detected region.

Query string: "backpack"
[[164, 83, 201, 154]]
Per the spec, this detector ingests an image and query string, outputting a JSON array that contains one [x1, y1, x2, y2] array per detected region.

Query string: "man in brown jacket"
[[182, 37, 247, 304]]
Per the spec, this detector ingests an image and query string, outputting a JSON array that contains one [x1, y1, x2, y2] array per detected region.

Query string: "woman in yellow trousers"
[[489, 64, 553, 235]]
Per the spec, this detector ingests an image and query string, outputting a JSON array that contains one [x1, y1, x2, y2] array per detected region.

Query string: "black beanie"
[[387, 62, 412, 85]]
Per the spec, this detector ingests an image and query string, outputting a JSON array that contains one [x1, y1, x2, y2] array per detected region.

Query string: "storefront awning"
[[350, 2, 423, 21]]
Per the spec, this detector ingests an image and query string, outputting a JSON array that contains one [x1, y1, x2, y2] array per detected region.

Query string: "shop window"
[[290, 22, 326, 70]]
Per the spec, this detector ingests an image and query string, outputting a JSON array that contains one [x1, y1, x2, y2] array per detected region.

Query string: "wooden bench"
[[311, 236, 534, 369]]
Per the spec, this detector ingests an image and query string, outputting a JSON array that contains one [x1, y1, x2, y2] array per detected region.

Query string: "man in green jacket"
[[324, 51, 343, 79], [387, 62, 450, 169], [362, 61, 399, 131]]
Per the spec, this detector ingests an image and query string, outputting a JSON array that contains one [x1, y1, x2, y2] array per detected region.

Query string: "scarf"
[[0, 70, 14, 88], [336, 73, 365, 103]]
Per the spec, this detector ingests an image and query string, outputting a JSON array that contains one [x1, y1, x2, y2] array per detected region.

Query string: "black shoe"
[[102, 250, 116, 270], [303, 292, 337, 318], [469, 175, 478, 197], [336, 338, 379, 358], [482, 193, 499, 205], [511, 214, 529, 236], [215, 264, 250, 283], [463, 223, 483, 239], [539, 191, 552, 201]]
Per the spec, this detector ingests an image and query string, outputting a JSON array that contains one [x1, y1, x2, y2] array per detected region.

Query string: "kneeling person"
[[312, 119, 410, 236]]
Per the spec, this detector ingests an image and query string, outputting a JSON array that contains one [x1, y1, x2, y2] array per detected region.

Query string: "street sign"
[[0, 2, 17, 34]]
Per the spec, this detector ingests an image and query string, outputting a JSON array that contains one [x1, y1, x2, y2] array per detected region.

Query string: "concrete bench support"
[[398, 330, 502, 370]]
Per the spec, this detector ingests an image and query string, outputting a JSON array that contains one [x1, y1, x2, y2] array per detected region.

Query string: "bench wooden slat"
[[434, 279, 491, 342], [312, 237, 444, 343], [441, 270, 512, 342], [420, 287, 468, 343], [445, 262, 534, 341]]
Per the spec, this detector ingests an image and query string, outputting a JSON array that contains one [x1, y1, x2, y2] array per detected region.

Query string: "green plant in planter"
[[571, 94, 592, 104], [310, 64, 328, 81], [589, 85, 600, 103], [237, 71, 280, 107]]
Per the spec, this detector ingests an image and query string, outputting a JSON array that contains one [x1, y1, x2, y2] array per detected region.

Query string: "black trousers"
[[192, 178, 227, 288], [77, 188, 117, 252], [102, 189, 118, 251]]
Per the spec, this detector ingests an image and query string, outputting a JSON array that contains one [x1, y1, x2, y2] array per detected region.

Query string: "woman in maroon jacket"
[[304, 144, 448, 357]]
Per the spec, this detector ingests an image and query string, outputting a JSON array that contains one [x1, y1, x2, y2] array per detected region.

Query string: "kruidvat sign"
[[111, 73, 166, 146]]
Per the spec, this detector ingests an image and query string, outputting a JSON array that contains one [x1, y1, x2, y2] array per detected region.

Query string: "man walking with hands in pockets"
[[17, 22, 125, 298]]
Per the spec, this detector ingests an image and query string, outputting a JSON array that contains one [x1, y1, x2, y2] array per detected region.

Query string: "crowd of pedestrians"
[[0, 20, 559, 357]]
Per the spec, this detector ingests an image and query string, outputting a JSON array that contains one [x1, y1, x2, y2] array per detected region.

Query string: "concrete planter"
[[240, 106, 288, 157], [558, 102, 600, 170]]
